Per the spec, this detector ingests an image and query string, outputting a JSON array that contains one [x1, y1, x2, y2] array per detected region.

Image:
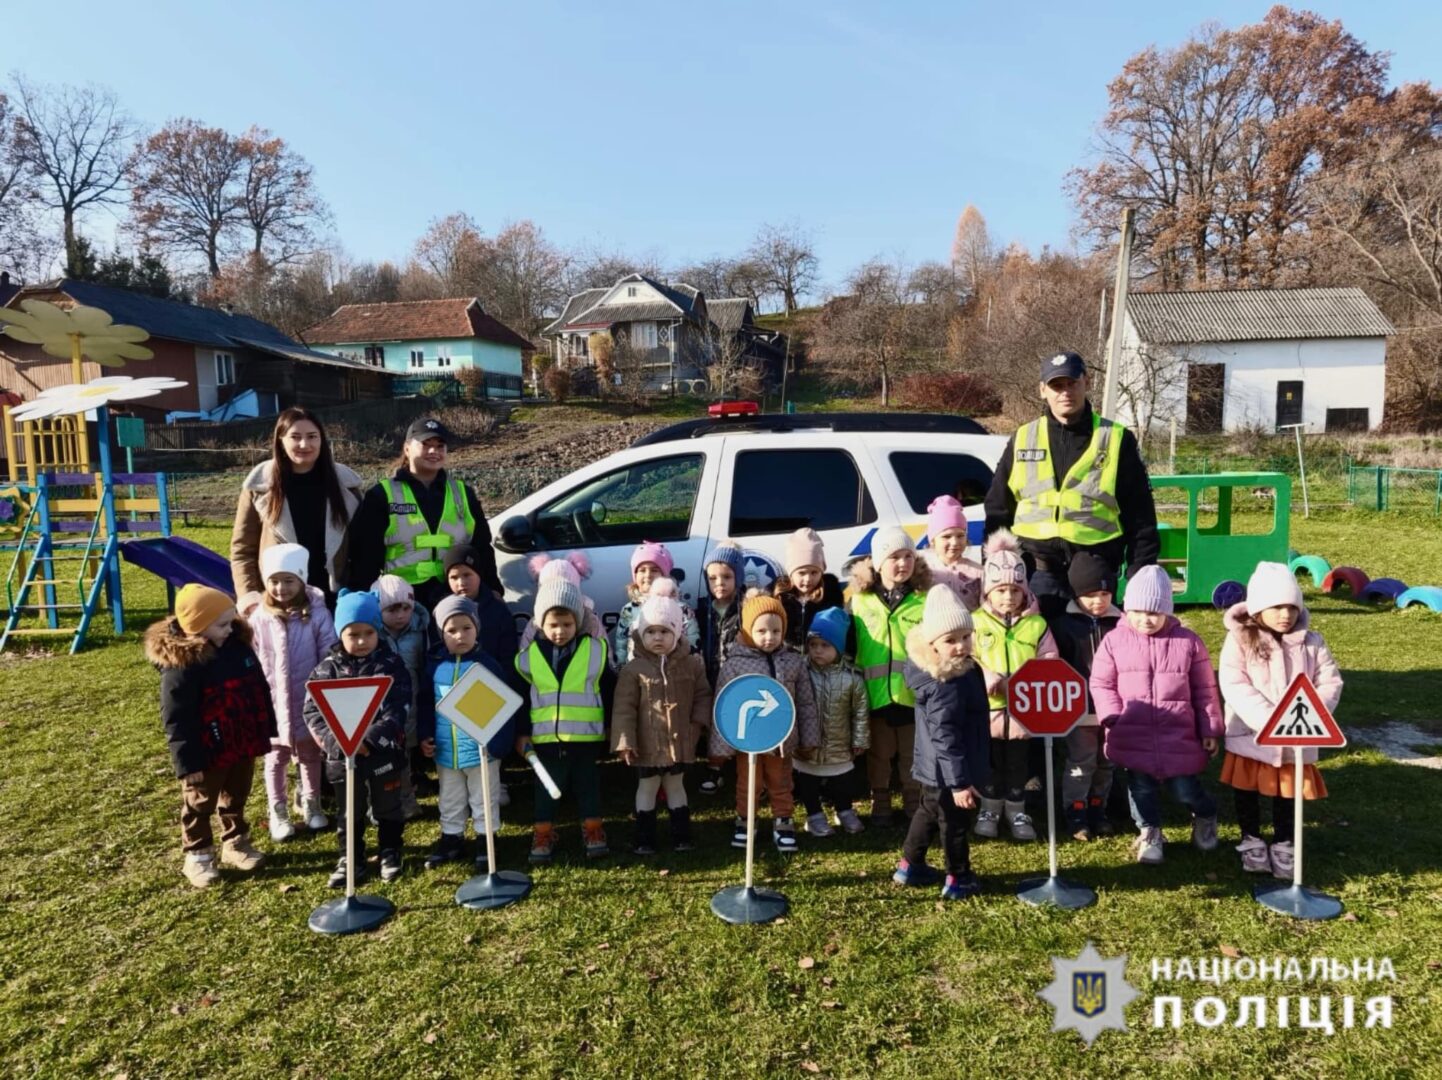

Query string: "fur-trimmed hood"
[[144, 615, 253, 670], [241, 459, 364, 493], [845, 556, 933, 599], [905, 625, 977, 682]]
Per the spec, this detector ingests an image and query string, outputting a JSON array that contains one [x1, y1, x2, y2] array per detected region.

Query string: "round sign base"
[[309, 894, 395, 935], [455, 870, 533, 911], [710, 884, 788, 925], [1017, 875, 1097, 910], [1253, 881, 1344, 921]]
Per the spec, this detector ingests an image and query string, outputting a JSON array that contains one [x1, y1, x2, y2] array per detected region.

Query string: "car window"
[[729, 448, 876, 536], [889, 451, 994, 511], [533, 453, 703, 548]]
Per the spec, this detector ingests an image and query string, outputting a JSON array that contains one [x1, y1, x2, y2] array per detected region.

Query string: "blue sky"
[[9, 1, 1440, 296]]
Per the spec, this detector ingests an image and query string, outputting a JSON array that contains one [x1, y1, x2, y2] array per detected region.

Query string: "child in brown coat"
[[611, 579, 713, 853]]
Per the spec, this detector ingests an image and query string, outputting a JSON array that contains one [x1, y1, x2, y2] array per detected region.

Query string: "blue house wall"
[[319, 336, 523, 377]]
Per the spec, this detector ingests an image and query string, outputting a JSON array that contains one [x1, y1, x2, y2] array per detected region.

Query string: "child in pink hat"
[[922, 496, 983, 611], [609, 541, 698, 671]]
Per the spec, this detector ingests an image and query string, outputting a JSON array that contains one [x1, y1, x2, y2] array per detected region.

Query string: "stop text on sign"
[[1012, 679, 1084, 716]]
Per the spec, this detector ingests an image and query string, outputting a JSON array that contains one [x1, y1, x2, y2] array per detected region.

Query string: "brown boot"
[[220, 835, 265, 872], [529, 823, 557, 864], [870, 789, 893, 828], [582, 818, 610, 859], [182, 848, 221, 889]]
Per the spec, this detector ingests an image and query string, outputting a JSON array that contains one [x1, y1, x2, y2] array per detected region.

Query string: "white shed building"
[[1116, 287, 1394, 435]]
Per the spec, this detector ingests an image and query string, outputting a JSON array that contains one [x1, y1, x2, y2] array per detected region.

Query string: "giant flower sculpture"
[[8, 376, 189, 422], [0, 299, 153, 379]]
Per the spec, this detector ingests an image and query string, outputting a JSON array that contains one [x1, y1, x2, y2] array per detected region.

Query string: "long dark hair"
[[268, 407, 350, 529]]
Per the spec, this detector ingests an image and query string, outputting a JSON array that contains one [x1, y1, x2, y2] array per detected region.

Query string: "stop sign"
[[1006, 658, 1088, 737]]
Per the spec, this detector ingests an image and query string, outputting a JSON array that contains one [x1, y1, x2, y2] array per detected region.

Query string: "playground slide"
[[119, 536, 235, 596]]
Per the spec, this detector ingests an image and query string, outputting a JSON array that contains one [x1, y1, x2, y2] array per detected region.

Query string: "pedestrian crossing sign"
[[1256, 673, 1346, 748]]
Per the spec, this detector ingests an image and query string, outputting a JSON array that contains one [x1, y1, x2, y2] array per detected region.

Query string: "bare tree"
[[564, 244, 666, 292], [0, 91, 41, 272], [748, 221, 818, 314], [412, 212, 487, 294], [483, 219, 569, 334], [128, 119, 246, 276], [810, 258, 930, 406], [704, 325, 764, 401], [10, 77, 138, 276], [237, 126, 328, 264]]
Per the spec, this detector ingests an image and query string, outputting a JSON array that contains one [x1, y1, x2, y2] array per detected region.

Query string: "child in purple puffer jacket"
[[1090, 564, 1224, 866]]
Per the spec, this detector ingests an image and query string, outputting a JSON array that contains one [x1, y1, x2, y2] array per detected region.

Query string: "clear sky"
[[8, 1, 1440, 296]]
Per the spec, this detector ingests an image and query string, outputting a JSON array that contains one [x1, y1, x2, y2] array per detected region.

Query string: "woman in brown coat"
[[231, 407, 365, 614], [611, 580, 712, 854]]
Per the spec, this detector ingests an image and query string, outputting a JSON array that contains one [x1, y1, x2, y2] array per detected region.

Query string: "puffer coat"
[[707, 637, 820, 758], [611, 631, 713, 767], [248, 586, 336, 747], [794, 658, 870, 768]]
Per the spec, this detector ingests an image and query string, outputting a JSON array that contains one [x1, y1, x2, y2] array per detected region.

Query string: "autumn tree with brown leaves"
[[237, 126, 328, 264], [129, 119, 247, 276]]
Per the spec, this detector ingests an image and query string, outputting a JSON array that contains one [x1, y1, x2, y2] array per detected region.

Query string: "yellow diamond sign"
[[435, 661, 525, 750]]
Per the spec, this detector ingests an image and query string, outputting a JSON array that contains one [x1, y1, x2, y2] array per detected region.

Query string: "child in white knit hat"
[[1218, 562, 1343, 878], [894, 585, 990, 900], [250, 542, 336, 840]]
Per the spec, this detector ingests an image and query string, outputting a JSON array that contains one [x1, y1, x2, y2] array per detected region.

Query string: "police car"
[[491, 409, 1007, 628]]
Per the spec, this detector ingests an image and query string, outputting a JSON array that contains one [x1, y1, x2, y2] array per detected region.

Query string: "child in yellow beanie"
[[144, 585, 277, 888]]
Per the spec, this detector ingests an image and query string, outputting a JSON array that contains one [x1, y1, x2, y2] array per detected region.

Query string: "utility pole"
[[1100, 207, 1134, 419]]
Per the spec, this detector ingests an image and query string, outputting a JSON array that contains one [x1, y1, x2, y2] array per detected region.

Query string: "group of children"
[[150, 494, 1343, 901]]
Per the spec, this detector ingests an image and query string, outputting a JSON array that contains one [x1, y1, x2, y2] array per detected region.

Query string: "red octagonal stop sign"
[[1006, 658, 1088, 737]]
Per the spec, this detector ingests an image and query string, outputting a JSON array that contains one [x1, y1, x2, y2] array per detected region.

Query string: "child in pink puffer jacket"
[[1219, 562, 1343, 879], [922, 496, 983, 611], [1090, 564, 1224, 866]]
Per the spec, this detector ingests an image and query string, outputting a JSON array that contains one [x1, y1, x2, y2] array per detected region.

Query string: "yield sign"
[[307, 676, 393, 757], [1256, 674, 1346, 748]]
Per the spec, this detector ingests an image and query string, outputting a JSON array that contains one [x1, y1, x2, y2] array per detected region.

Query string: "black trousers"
[[794, 770, 855, 816], [327, 747, 406, 854], [1235, 788, 1295, 843], [902, 785, 975, 876], [984, 739, 1029, 799]]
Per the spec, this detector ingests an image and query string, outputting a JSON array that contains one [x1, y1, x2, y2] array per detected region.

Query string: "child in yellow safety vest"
[[846, 526, 932, 828], [971, 529, 1059, 842], [514, 575, 610, 863]]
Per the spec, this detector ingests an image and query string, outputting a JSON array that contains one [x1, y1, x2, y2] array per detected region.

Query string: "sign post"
[[1252, 673, 1346, 920], [1007, 658, 1095, 910], [710, 674, 795, 925], [305, 676, 396, 935], [433, 661, 529, 911]]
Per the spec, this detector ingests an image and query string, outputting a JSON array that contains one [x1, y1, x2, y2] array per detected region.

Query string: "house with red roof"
[[302, 298, 531, 398]]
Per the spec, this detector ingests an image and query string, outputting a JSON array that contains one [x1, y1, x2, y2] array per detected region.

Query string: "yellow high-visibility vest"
[[1007, 414, 1124, 544], [380, 475, 476, 585], [515, 636, 607, 743], [850, 590, 924, 710], [972, 608, 1049, 711]]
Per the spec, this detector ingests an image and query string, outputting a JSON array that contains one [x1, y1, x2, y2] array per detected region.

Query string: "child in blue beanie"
[[793, 606, 871, 837]]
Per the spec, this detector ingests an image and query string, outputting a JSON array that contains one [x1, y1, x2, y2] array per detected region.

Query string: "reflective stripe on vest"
[[380, 476, 476, 586], [1007, 415, 1124, 544], [972, 608, 1049, 711], [515, 636, 607, 742], [851, 591, 923, 710]]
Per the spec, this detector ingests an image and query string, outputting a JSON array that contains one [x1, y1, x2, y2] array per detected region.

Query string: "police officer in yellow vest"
[[984, 352, 1159, 620], [345, 417, 503, 612]]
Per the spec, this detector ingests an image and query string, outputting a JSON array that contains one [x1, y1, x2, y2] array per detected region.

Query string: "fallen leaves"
[[798, 956, 816, 970]]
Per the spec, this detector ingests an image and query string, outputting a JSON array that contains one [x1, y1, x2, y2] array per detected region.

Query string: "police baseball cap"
[[1041, 352, 1088, 384], [405, 416, 454, 445]]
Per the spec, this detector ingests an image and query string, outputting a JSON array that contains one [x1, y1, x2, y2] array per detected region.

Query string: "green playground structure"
[[1135, 472, 1293, 608]]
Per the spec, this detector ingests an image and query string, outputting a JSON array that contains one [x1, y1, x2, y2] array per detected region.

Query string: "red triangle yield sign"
[[1256, 673, 1346, 748], [307, 676, 393, 758]]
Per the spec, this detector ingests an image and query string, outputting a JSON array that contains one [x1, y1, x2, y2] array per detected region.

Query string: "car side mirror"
[[496, 514, 535, 554], [589, 500, 608, 524], [671, 568, 685, 583]]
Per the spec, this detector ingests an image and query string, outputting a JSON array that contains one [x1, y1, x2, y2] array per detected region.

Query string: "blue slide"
[[119, 536, 235, 596]]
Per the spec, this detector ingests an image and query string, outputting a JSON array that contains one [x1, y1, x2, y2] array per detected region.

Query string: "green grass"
[[2, 516, 1441, 1077]]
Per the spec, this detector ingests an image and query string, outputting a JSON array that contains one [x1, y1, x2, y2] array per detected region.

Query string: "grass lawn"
[[2, 513, 1440, 1078]]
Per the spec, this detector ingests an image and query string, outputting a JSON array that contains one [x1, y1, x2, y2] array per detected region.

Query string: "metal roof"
[[564, 300, 687, 328], [1126, 287, 1395, 344], [542, 288, 607, 335], [708, 298, 752, 334]]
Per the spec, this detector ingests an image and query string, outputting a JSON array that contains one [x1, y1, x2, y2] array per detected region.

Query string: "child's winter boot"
[[425, 832, 464, 870], [582, 818, 610, 859], [837, 807, 865, 834], [731, 815, 749, 849], [1236, 835, 1271, 874], [632, 810, 658, 856], [805, 811, 834, 837], [1086, 795, 1115, 836], [1134, 826, 1164, 865], [379, 848, 403, 881], [669, 805, 694, 851], [892, 857, 942, 887], [1065, 800, 1090, 842], [772, 817, 799, 853], [1269, 840, 1295, 880], [221, 834, 265, 872], [1003, 800, 1036, 841], [182, 848, 221, 889], [269, 801, 296, 842], [974, 796, 1002, 838], [529, 823, 557, 864]]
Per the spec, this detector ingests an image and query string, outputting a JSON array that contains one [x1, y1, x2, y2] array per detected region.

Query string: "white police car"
[[492, 411, 1006, 627]]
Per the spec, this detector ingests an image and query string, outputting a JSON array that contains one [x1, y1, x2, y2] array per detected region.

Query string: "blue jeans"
[[1127, 771, 1216, 829]]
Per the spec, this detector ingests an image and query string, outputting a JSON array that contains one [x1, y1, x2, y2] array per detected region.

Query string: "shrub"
[[435, 404, 498, 441], [420, 378, 460, 404], [455, 366, 487, 399], [893, 372, 1002, 415], [542, 366, 572, 403]]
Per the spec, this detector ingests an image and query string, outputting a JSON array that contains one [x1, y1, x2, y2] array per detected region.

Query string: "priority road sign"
[[436, 660, 524, 750], [307, 676, 393, 758], [1006, 658, 1088, 738], [714, 674, 795, 754], [1256, 674, 1346, 748]]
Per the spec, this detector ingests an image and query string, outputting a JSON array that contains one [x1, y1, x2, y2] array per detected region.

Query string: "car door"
[[868, 437, 1002, 555]]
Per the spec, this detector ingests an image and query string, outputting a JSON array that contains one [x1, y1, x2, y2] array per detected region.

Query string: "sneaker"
[[1134, 826, 1165, 865], [425, 833, 465, 870], [700, 770, 723, 795], [182, 848, 221, 889], [731, 816, 749, 849], [892, 858, 943, 887], [974, 797, 1002, 838], [772, 819, 798, 853], [529, 823, 557, 864], [327, 856, 368, 889], [941, 872, 982, 900], [303, 798, 329, 832], [1087, 796, 1116, 836], [497, 782, 511, 808], [837, 808, 865, 834], [1004, 800, 1036, 841], [1269, 840, 1295, 880], [269, 801, 296, 842], [379, 848, 403, 882], [804, 811, 834, 838], [220, 836, 265, 872], [1065, 801, 1091, 842], [1237, 835, 1272, 874], [1192, 814, 1219, 852], [582, 818, 610, 859]]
